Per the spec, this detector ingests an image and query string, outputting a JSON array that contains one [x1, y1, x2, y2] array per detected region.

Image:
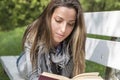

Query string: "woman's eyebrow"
[[55, 16, 63, 19], [69, 20, 75, 23], [55, 15, 76, 22]]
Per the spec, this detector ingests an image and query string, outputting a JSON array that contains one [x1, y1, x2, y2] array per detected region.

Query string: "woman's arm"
[[16, 42, 39, 80]]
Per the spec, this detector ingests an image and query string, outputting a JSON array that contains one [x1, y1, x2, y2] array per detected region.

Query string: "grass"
[[0, 27, 105, 80], [86, 60, 106, 78], [0, 63, 9, 80], [0, 27, 25, 56]]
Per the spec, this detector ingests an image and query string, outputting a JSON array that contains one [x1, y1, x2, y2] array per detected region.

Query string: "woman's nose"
[[60, 22, 66, 33]]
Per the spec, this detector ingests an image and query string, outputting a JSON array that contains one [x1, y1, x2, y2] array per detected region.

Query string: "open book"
[[39, 72, 104, 80]]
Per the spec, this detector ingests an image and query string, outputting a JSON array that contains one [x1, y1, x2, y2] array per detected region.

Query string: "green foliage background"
[[81, 0, 120, 12], [0, 0, 120, 31], [0, 0, 50, 31]]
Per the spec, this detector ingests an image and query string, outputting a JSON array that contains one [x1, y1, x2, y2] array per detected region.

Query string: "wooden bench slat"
[[84, 11, 120, 37], [0, 56, 25, 80], [86, 38, 120, 70]]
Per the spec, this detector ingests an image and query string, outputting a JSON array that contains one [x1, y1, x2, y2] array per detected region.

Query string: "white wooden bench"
[[84, 11, 120, 80], [0, 56, 25, 80], [0, 11, 120, 80]]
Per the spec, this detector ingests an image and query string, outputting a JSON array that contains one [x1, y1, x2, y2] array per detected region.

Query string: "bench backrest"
[[84, 11, 120, 70]]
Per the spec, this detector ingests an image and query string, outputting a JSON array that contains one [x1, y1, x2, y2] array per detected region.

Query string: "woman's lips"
[[56, 33, 64, 38]]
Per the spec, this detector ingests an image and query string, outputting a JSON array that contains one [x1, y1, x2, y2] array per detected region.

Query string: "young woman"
[[17, 0, 86, 80]]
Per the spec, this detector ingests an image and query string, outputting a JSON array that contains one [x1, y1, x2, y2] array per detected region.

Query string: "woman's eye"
[[55, 19, 62, 23], [68, 23, 75, 27]]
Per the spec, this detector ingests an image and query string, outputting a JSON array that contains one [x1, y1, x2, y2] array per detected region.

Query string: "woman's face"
[[51, 7, 76, 46]]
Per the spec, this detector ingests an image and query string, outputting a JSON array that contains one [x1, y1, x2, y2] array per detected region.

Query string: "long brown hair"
[[22, 0, 86, 77]]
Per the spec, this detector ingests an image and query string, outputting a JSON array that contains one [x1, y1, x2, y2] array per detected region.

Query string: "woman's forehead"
[[52, 7, 76, 21]]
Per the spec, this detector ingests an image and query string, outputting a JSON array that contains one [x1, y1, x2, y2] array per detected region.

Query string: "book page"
[[41, 72, 70, 80], [72, 72, 103, 80], [41, 72, 103, 80]]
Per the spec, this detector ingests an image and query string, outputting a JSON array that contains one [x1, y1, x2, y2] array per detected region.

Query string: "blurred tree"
[[0, 0, 49, 31], [80, 0, 120, 12]]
